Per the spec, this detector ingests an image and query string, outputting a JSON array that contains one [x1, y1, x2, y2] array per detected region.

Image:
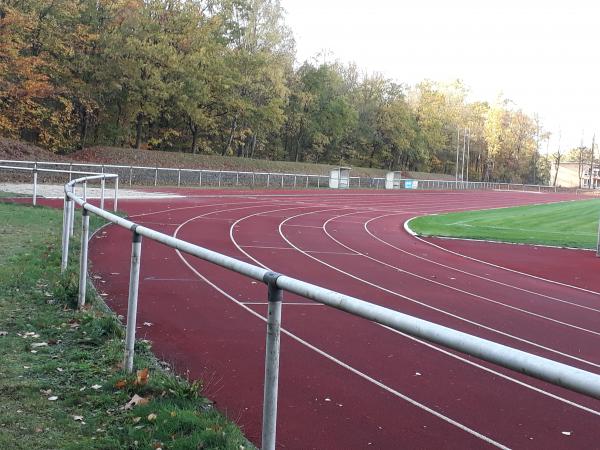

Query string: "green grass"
[[409, 199, 600, 249], [0, 202, 253, 449]]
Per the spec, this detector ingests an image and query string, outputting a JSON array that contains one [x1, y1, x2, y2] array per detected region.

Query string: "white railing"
[[54, 172, 600, 450], [1, 159, 579, 192]]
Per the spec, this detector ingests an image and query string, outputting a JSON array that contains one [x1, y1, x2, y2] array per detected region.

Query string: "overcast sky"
[[281, 0, 599, 153]]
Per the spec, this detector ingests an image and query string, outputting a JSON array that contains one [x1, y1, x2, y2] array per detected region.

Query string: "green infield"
[[409, 199, 600, 250]]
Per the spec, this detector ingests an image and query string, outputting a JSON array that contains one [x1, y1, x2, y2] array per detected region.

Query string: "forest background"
[[1, 0, 590, 183]]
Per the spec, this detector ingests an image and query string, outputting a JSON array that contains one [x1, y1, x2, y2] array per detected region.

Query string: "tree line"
[[1, 0, 552, 183]]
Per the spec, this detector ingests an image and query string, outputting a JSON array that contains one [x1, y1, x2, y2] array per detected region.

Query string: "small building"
[[329, 167, 351, 189], [385, 171, 402, 189], [550, 161, 600, 188]]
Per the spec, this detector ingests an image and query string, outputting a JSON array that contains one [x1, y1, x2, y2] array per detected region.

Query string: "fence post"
[[597, 213, 600, 257], [294, 175, 297, 188], [267, 173, 270, 188], [32, 164, 38, 206], [61, 195, 72, 273], [154, 168, 158, 186], [261, 272, 283, 450], [69, 193, 75, 237], [218, 171, 222, 188], [252, 172, 255, 187], [77, 207, 90, 309], [317, 177, 320, 188], [83, 181, 87, 201], [100, 178, 105, 209], [281, 174, 284, 188], [129, 166, 133, 186], [236, 172, 239, 186], [114, 177, 119, 212], [124, 229, 143, 373], [199, 170, 203, 186], [178, 169, 181, 187], [69, 163, 73, 181]]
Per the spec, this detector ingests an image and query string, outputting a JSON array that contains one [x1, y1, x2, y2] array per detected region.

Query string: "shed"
[[329, 167, 351, 189]]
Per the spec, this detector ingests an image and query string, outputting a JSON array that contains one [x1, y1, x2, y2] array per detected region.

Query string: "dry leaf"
[[123, 394, 149, 410], [143, 322, 153, 327], [114, 379, 127, 389], [135, 368, 149, 386], [132, 417, 141, 424], [147, 413, 157, 422]]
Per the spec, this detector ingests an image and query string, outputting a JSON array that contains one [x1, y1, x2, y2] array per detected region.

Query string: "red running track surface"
[[79, 189, 600, 449]]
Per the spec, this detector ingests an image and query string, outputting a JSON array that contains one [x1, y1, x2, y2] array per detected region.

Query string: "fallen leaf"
[[35, 427, 43, 433], [132, 417, 141, 424], [41, 389, 52, 395], [135, 368, 149, 386], [48, 396, 58, 401], [562, 431, 572, 436], [147, 413, 157, 421], [123, 394, 149, 410], [143, 322, 153, 327], [114, 379, 127, 389]]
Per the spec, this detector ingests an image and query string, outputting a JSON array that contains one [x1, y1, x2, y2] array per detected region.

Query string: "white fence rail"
[[0, 159, 579, 192]]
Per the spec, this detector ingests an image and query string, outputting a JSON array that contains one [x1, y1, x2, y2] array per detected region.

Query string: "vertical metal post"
[[262, 272, 283, 450], [69, 163, 73, 181], [61, 195, 72, 273], [267, 173, 270, 188], [124, 230, 143, 373], [236, 172, 239, 186], [178, 169, 181, 187], [83, 181, 87, 201], [32, 165, 38, 206], [77, 208, 90, 309], [252, 172, 255, 186], [113, 177, 119, 212], [281, 174, 284, 188], [596, 213, 600, 257], [306, 176, 309, 188], [317, 177, 320, 188], [218, 171, 222, 188], [294, 175, 297, 188], [69, 193, 75, 237], [129, 166, 133, 186], [154, 168, 158, 186], [199, 170, 203, 186], [100, 178, 105, 209]]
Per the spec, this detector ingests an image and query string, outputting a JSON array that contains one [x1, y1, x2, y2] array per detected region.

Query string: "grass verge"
[[409, 199, 600, 249], [0, 202, 252, 449]]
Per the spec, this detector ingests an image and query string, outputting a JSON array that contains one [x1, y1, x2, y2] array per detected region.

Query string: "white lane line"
[[161, 205, 509, 449], [241, 302, 323, 306], [239, 245, 358, 256], [404, 218, 600, 297], [320, 212, 600, 336], [364, 213, 600, 314], [276, 209, 600, 370]]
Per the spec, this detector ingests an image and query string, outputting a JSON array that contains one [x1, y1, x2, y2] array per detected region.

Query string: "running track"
[[83, 189, 600, 449]]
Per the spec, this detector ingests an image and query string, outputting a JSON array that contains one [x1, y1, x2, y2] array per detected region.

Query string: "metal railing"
[[0, 159, 581, 192], [55, 172, 600, 449]]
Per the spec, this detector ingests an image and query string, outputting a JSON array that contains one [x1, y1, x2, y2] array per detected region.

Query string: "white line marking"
[[276, 209, 600, 369]]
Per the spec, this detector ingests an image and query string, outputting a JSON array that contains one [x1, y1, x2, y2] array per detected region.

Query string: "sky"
[[281, 0, 599, 154]]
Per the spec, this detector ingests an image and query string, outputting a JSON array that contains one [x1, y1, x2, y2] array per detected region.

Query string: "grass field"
[[409, 199, 600, 249], [0, 202, 251, 449]]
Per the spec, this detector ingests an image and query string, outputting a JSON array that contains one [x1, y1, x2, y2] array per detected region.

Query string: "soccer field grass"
[[409, 198, 600, 249]]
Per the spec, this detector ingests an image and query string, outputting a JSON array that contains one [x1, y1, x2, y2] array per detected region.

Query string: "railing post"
[[154, 168, 158, 186], [306, 175, 309, 188], [262, 271, 283, 450], [218, 171, 222, 188], [596, 213, 600, 257], [252, 172, 256, 186], [129, 166, 133, 186], [124, 229, 143, 373], [114, 177, 119, 212], [83, 181, 87, 201], [32, 164, 38, 206], [236, 172, 239, 186], [69, 193, 75, 237], [199, 170, 203, 186], [178, 169, 181, 187], [61, 194, 72, 273], [293, 175, 297, 188], [69, 163, 73, 181], [77, 207, 90, 309], [100, 178, 105, 209], [317, 176, 320, 189], [267, 173, 270, 188]]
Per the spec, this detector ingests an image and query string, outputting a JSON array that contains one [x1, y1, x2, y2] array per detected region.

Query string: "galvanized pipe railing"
[[61, 173, 600, 450]]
